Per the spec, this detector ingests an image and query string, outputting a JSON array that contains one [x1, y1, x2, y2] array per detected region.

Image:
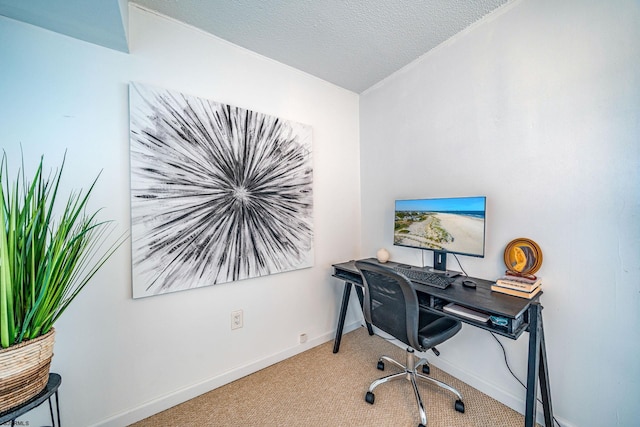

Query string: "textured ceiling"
[[1, 0, 512, 93], [133, 0, 511, 93]]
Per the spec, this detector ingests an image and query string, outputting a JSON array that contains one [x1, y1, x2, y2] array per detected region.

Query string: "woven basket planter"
[[0, 328, 55, 412]]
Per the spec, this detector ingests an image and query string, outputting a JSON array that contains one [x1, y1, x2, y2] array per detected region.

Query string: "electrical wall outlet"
[[231, 310, 243, 330]]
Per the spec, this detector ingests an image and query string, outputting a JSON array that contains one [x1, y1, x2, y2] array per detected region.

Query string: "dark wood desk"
[[332, 258, 553, 427]]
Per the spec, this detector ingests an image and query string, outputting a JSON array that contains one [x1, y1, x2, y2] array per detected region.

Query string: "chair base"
[[365, 347, 464, 426]]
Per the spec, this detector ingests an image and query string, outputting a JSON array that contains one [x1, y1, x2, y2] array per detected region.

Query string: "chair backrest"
[[355, 260, 422, 350]]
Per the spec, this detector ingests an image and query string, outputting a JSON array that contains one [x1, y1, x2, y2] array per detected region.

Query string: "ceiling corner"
[[0, 0, 129, 53]]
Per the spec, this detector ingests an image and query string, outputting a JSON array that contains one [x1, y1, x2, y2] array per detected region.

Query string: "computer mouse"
[[462, 279, 477, 289]]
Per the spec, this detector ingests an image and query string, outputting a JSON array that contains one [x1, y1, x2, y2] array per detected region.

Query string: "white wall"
[[3, 0, 639, 426], [359, 0, 639, 426], [0, 5, 361, 426]]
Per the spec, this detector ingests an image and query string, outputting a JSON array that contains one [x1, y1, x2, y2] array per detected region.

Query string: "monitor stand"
[[428, 251, 461, 278], [432, 251, 447, 272]]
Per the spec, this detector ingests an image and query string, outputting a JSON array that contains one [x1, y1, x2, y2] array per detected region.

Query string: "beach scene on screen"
[[394, 197, 485, 256]]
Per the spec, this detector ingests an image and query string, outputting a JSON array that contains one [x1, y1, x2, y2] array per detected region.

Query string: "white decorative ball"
[[376, 248, 390, 263]]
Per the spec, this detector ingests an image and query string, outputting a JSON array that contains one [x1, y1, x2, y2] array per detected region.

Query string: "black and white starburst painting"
[[129, 83, 314, 298]]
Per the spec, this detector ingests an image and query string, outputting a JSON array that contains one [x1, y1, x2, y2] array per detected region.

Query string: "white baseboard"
[[429, 355, 574, 427], [428, 356, 546, 424], [370, 326, 573, 427], [92, 323, 359, 427], [95, 320, 572, 427]]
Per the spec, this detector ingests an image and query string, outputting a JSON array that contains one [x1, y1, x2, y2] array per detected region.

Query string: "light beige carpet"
[[132, 327, 534, 426]]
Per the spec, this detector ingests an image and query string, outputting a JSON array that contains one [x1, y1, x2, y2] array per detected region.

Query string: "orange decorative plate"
[[503, 238, 543, 278]]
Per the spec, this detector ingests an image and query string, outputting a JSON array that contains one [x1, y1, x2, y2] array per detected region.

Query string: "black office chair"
[[355, 260, 465, 427]]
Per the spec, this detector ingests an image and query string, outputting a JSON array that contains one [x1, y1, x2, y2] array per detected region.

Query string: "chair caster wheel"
[[422, 365, 430, 375], [455, 399, 465, 413], [377, 361, 385, 371], [419, 424, 426, 427], [365, 391, 375, 404]]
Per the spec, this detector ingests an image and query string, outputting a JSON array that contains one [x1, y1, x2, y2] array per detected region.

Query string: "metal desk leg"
[[524, 304, 541, 427], [333, 281, 353, 353], [354, 285, 374, 336], [538, 314, 554, 426], [525, 303, 553, 427]]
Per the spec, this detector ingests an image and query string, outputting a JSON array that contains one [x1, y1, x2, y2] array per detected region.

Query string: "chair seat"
[[418, 317, 462, 350]]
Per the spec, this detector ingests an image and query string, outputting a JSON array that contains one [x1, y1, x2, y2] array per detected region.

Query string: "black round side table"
[[0, 373, 62, 427]]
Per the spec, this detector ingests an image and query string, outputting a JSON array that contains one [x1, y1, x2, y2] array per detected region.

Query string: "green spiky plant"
[[0, 152, 125, 349]]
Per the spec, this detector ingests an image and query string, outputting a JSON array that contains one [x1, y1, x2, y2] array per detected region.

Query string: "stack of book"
[[491, 275, 542, 299]]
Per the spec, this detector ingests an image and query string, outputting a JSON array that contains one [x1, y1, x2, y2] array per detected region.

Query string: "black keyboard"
[[393, 266, 454, 289]]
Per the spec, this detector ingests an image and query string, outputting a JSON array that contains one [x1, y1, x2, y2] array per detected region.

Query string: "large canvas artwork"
[[129, 83, 314, 298]]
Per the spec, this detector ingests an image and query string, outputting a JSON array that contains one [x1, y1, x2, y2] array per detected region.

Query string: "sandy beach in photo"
[[395, 212, 484, 254]]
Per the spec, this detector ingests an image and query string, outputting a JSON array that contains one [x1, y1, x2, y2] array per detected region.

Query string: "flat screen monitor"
[[394, 196, 486, 272]]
